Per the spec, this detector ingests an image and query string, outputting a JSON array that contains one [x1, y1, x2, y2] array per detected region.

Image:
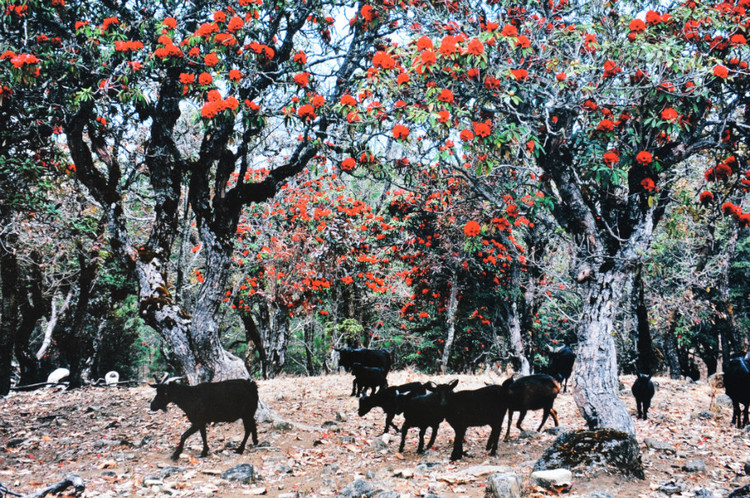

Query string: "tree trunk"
[[0, 228, 20, 396], [572, 272, 636, 435], [663, 312, 682, 379], [440, 273, 459, 374], [507, 301, 531, 375], [631, 265, 654, 374]]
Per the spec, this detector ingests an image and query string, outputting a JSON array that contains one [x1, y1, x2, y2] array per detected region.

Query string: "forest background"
[[1, 0, 750, 436]]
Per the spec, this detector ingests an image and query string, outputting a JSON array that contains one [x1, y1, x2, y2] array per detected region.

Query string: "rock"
[[644, 437, 676, 453], [530, 469, 572, 488], [322, 421, 339, 431], [143, 478, 163, 487], [322, 464, 340, 476], [486, 472, 523, 498], [519, 430, 539, 439], [587, 492, 614, 498], [716, 394, 734, 408], [273, 420, 294, 431], [545, 426, 569, 436], [729, 483, 750, 497], [694, 411, 713, 420], [221, 464, 256, 484], [335, 411, 348, 422], [104, 371, 119, 385], [658, 481, 683, 495], [744, 461, 750, 475], [414, 462, 443, 475], [339, 436, 355, 444], [394, 468, 414, 478], [682, 459, 707, 473], [693, 487, 717, 498], [375, 492, 399, 498], [336, 479, 381, 497], [534, 429, 644, 478], [462, 465, 509, 477]]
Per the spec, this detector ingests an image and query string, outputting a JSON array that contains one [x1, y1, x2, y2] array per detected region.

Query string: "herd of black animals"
[[146, 347, 750, 461]]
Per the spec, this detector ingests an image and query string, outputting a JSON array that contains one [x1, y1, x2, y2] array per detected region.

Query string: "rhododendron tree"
[[341, 0, 750, 433], [0, 0, 398, 384]]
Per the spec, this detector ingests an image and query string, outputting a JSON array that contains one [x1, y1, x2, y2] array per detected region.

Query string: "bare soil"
[[1, 370, 748, 497]]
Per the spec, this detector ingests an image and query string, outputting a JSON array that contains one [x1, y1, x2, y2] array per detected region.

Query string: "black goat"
[[336, 347, 392, 373], [149, 379, 259, 460], [725, 356, 750, 428], [631, 373, 655, 420], [500, 374, 560, 439], [549, 345, 575, 393], [444, 384, 505, 460], [399, 379, 458, 454], [350, 363, 388, 397], [359, 382, 427, 433]]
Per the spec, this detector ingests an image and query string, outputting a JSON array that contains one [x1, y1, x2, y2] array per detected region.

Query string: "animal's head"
[[425, 379, 459, 406], [149, 383, 171, 412]]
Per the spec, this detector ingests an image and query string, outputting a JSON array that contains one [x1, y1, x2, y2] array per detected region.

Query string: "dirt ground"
[[1, 370, 748, 497]]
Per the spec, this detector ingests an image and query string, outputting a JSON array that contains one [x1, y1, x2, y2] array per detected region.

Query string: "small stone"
[[486, 472, 523, 498], [335, 411, 348, 422], [336, 479, 380, 497], [587, 492, 614, 498], [531, 469, 572, 489], [394, 468, 414, 478], [644, 437, 676, 453], [414, 462, 443, 474], [744, 461, 750, 475], [682, 459, 707, 473], [693, 487, 716, 498], [247, 487, 268, 495], [143, 478, 163, 487], [221, 463, 256, 484], [658, 481, 683, 495], [273, 420, 294, 431]]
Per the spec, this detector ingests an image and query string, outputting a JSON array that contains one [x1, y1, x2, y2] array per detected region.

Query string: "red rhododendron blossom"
[[340, 94, 357, 106], [179, 73, 195, 84], [460, 129, 474, 141], [699, 191, 714, 205], [713, 64, 729, 78], [596, 119, 614, 133], [722, 202, 739, 216], [227, 16, 244, 32], [636, 151, 652, 165], [198, 72, 213, 85], [501, 24, 518, 37], [437, 89, 454, 103], [372, 50, 396, 69], [515, 36, 531, 48], [731, 34, 747, 46], [416, 35, 433, 51], [397, 72, 410, 85], [464, 220, 481, 237], [201, 99, 226, 119], [228, 69, 243, 81], [640, 178, 656, 191], [510, 69, 528, 81], [341, 157, 356, 171], [204, 53, 219, 67], [293, 72, 310, 87], [603, 60, 621, 79], [293, 51, 307, 65], [740, 213, 750, 227], [213, 11, 226, 23], [645, 10, 662, 24], [392, 124, 410, 139], [360, 4, 377, 22], [101, 17, 119, 31], [207, 89, 222, 102], [466, 38, 485, 55], [311, 95, 326, 108], [556, 72, 566, 81], [473, 121, 491, 137], [225, 96, 239, 111], [439, 35, 457, 56], [629, 19, 646, 33], [162, 17, 177, 29], [10, 53, 39, 69], [437, 110, 450, 123], [420, 50, 437, 66], [297, 104, 316, 120], [661, 107, 678, 121], [603, 151, 619, 166]]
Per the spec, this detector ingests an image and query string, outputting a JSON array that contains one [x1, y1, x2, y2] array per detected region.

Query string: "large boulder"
[[533, 429, 644, 479]]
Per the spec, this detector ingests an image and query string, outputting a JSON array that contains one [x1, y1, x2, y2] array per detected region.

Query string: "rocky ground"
[[1, 370, 749, 497]]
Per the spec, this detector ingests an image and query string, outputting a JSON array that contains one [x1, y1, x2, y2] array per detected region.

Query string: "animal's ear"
[[448, 379, 459, 389], [425, 381, 437, 391]]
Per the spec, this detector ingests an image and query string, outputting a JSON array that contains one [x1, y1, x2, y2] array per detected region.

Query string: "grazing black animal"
[[350, 363, 388, 397], [500, 374, 560, 439], [359, 382, 427, 434], [631, 373, 655, 420], [336, 347, 392, 373], [149, 379, 259, 460], [724, 355, 750, 428], [399, 380, 458, 454], [549, 345, 575, 393], [444, 384, 505, 460]]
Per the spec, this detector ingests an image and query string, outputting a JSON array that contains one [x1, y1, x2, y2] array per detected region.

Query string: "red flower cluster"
[[372, 50, 396, 69], [472, 120, 492, 138], [297, 104, 316, 121], [294, 72, 310, 87], [341, 157, 356, 171], [464, 220, 481, 237], [437, 88, 454, 103], [636, 151, 652, 166], [392, 124, 410, 139], [698, 191, 714, 205], [114, 40, 144, 52]]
